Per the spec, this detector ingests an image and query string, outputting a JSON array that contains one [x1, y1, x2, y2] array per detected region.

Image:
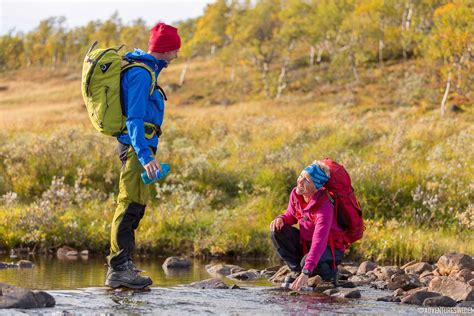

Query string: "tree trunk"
[[276, 41, 295, 99], [276, 57, 289, 99], [401, 0, 413, 61], [316, 45, 323, 64], [440, 71, 451, 117], [211, 45, 216, 56], [309, 45, 315, 67], [179, 58, 191, 87], [378, 39, 384, 66], [262, 62, 270, 98], [350, 50, 359, 83]]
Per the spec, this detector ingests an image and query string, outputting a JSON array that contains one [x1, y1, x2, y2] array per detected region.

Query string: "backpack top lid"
[[322, 158, 354, 195]]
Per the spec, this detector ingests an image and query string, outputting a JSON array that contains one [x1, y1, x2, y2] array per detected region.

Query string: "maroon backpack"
[[322, 158, 364, 246]]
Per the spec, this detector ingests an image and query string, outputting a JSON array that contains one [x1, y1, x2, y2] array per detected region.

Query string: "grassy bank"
[[0, 59, 473, 264]]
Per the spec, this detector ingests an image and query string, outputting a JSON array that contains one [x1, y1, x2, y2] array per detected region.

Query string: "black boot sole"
[[105, 279, 153, 289]]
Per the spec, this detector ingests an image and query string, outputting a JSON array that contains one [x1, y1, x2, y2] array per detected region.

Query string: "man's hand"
[[144, 160, 162, 179], [270, 217, 284, 232], [290, 273, 309, 291]]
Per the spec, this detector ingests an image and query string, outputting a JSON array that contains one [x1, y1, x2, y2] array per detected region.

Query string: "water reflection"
[[0, 255, 274, 290]]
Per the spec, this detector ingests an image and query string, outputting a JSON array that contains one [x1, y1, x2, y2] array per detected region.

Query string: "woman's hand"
[[290, 273, 309, 291], [270, 217, 284, 232]]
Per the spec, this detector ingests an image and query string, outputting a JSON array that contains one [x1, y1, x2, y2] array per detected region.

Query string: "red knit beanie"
[[148, 23, 181, 53]]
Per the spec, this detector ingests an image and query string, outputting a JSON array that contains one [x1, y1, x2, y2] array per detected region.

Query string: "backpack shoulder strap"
[[121, 60, 156, 96]]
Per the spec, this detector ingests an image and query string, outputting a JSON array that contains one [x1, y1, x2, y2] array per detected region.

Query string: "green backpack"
[[81, 41, 156, 137]]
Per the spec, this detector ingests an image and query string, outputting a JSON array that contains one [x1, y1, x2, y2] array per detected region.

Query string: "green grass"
[[0, 58, 472, 262]]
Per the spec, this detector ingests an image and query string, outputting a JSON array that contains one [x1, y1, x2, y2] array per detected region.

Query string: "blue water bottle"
[[140, 163, 170, 184]]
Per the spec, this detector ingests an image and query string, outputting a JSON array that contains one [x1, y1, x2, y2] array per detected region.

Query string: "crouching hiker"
[[270, 159, 364, 291]]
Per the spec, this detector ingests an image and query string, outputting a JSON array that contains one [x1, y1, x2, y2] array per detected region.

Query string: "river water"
[[0, 255, 425, 315]]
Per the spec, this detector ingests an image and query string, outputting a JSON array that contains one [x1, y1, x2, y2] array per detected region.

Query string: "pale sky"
[[1, 0, 215, 35]]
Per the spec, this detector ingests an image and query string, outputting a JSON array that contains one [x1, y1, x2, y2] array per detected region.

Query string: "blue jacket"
[[117, 49, 168, 166]]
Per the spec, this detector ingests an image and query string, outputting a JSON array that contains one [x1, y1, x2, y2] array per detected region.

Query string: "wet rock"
[[17, 260, 33, 269], [314, 282, 335, 292], [332, 289, 361, 299], [428, 276, 474, 302], [423, 295, 456, 307], [261, 265, 281, 279], [405, 262, 432, 275], [323, 289, 339, 295], [469, 279, 474, 287], [437, 252, 474, 276], [339, 281, 356, 288], [420, 275, 434, 287], [188, 278, 228, 289], [393, 288, 405, 297], [348, 274, 375, 286], [0, 262, 7, 269], [456, 301, 474, 308], [404, 287, 428, 296], [377, 296, 401, 303], [388, 273, 422, 291], [356, 261, 377, 275], [206, 264, 245, 276], [162, 257, 192, 269], [227, 270, 259, 281], [401, 260, 417, 270], [452, 269, 473, 283], [57, 246, 79, 259], [401, 291, 440, 305], [308, 275, 323, 287], [0, 283, 55, 309], [268, 265, 289, 283], [341, 265, 358, 275], [373, 266, 404, 281], [80, 250, 89, 257], [370, 280, 388, 290], [230, 284, 241, 290], [420, 270, 434, 278]]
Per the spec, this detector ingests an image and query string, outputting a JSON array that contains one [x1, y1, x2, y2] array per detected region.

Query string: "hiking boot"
[[105, 262, 153, 289], [128, 260, 145, 273], [281, 271, 300, 289]]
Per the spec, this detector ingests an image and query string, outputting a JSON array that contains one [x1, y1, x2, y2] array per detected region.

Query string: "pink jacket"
[[279, 188, 345, 271]]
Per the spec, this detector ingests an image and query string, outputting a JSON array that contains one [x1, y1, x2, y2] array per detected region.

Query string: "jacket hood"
[[124, 48, 168, 77]]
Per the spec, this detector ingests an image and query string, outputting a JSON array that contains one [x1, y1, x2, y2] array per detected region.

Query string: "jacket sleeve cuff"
[[137, 149, 154, 167]]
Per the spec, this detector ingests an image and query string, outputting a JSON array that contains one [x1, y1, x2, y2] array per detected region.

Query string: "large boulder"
[[162, 257, 192, 269], [188, 278, 228, 289], [227, 270, 260, 281], [437, 253, 474, 276], [205, 264, 245, 276], [405, 262, 432, 275], [428, 276, 474, 302], [401, 291, 440, 305], [452, 269, 473, 283], [423, 296, 456, 307], [0, 283, 55, 309], [388, 273, 422, 291], [356, 261, 377, 275]]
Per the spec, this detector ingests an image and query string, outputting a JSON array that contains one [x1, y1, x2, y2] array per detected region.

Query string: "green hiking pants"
[[107, 142, 154, 268]]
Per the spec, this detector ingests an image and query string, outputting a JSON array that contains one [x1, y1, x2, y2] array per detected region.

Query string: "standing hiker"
[[105, 23, 180, 289]]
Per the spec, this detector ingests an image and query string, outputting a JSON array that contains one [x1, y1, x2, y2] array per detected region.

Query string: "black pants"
[[270, 224, 343, 281]]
